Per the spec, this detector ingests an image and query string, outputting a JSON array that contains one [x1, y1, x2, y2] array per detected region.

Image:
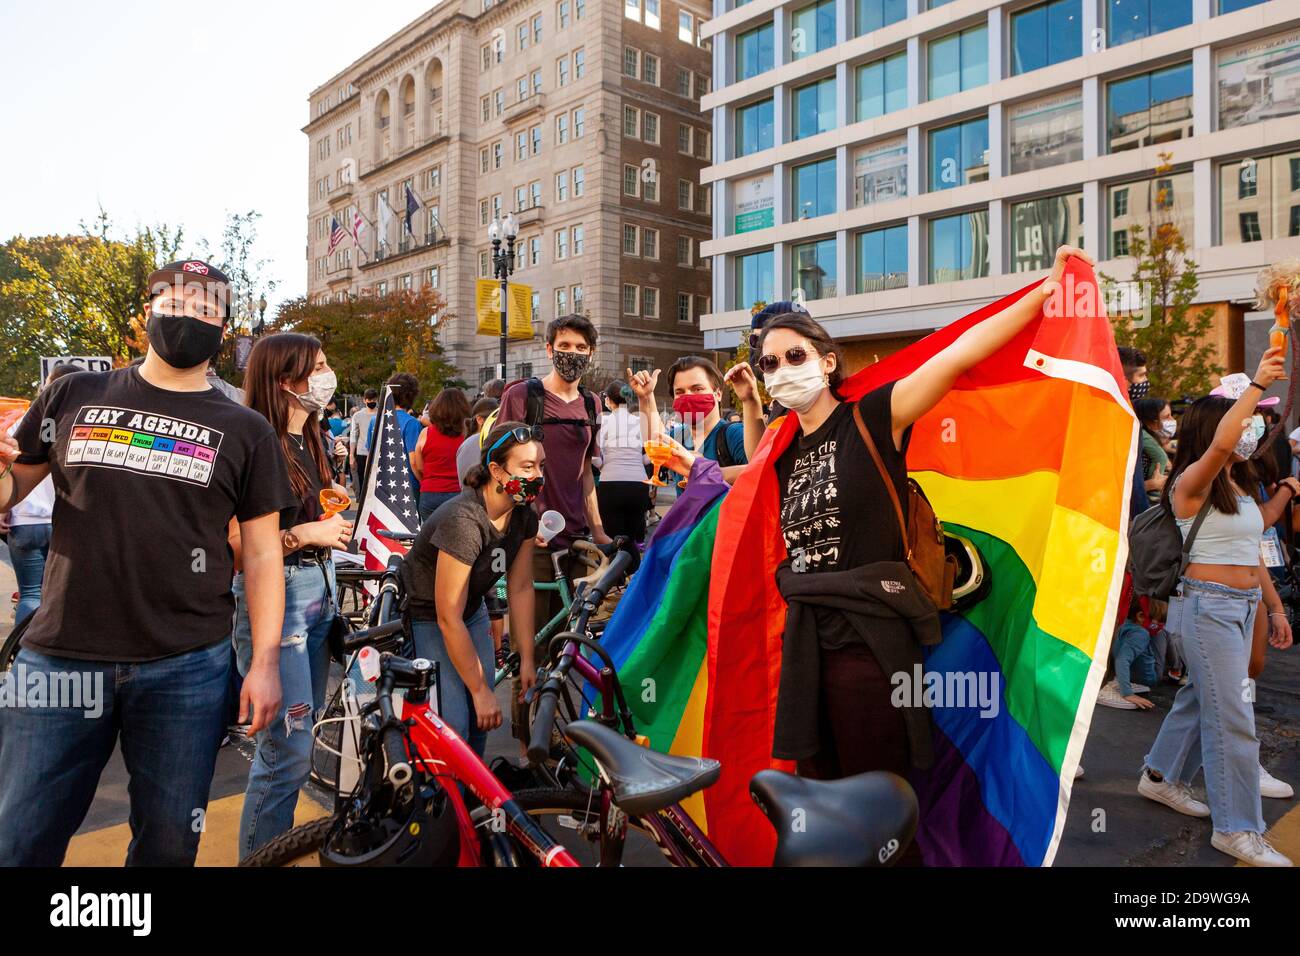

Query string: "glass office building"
[[700, 0, 1297, 356]]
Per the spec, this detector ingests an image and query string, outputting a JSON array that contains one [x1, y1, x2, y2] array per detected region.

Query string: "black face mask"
[[365, 401, 377, 409], [1129, 380, 1151, 402], [146, 312, 224, 370]]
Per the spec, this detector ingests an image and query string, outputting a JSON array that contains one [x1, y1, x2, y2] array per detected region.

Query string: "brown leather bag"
[[852, 405, 957, 611]]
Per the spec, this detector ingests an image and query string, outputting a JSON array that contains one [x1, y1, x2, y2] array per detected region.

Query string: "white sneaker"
[[1211, 830, 1293, 867], [1260, 765, 1294, 799], [1098, 681, 1137, 709], [1138, 770, 1211, 817], [1131, 683, 1151, 693]]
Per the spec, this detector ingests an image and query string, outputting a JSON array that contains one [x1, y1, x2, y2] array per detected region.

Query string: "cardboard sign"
[[40, 356, 112, 381]]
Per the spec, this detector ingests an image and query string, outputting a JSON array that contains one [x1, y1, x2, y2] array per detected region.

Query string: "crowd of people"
[[0, 245, 1297, 869]]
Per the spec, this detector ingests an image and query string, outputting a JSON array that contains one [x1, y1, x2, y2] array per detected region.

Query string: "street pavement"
[[5, 529, 1300, 867]]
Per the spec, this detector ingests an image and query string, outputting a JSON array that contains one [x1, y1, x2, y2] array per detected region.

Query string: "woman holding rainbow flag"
[[716, 245, 1091, 863]]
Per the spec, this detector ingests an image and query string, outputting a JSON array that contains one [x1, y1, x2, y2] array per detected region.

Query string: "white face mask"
[[1235, 425, 1259, 460], [1160, 419, 1177, 438], [765, 360, 829, 414], [288, 369, 337, 413]]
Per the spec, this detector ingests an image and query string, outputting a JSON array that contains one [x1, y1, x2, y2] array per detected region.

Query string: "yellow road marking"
[[1238, 799, 1300, 867], [64, 791, 329, 867]]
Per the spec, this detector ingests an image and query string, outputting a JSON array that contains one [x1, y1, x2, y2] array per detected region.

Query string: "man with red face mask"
[[629, 356, 754, 484]]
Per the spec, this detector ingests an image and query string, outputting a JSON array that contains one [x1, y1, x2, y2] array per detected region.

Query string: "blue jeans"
[[0, 640, 230, 866], [233, 559, 336, 857], [8, 522, 51, 622], [410, 602, 493, 757], [1145, 579, 1264, 833], [418, 490, 459, 524]]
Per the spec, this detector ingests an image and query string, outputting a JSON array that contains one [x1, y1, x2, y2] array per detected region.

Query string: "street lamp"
[[255, 294, 267, 337], [489, 212, 519, 379]]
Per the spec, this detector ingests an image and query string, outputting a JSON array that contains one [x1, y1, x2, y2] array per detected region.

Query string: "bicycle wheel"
[[1, 612, 33, 673], [507, 787, 671, 867], [238, 815, 333, 867]]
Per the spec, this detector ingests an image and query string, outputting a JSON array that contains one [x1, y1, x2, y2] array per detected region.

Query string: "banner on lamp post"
[[475, 279, 533, 340]]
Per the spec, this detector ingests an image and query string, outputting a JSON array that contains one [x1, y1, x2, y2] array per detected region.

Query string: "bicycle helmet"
[[320, 781, 460, 867]]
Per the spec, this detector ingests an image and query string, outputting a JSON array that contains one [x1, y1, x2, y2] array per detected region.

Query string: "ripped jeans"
[[232, 559, 336, 858]]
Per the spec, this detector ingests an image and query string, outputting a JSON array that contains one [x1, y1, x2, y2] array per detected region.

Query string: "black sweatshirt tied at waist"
[[773, 560, 942, 769]]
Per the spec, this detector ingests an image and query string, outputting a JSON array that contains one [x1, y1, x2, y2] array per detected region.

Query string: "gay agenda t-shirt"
[[13, 367, 294, 662]]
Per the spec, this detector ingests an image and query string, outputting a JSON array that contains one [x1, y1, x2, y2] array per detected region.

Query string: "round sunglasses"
[[756, 347, 813, 376]]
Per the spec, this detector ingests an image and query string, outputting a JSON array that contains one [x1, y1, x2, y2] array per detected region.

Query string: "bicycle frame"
[[548, 634, 729, 868], [392, 695, 578, 867]]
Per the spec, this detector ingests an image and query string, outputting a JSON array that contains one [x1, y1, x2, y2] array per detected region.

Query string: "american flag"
[[327, 216, 346, 255], [354, 385, 420, 573], [351, 209, 366, 246]]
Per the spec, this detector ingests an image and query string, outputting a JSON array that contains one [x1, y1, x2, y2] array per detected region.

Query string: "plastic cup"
[[539, 510, 565, 545]]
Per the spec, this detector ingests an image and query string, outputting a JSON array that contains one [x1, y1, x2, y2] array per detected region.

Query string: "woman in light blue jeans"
[[1140, 352, 1295, 866], [410, 602, 494, 756], [229, 332, 353, 857]]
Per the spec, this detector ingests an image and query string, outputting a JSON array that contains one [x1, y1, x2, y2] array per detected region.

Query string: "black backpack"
[[1127, 494, 1213, 601], [519, 377, 598, 442]]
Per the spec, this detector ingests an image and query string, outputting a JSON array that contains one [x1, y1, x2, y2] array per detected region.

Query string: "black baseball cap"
[[146, 259, 233, 318]]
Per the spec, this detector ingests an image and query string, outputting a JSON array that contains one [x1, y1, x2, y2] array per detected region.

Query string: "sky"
[[0, 0, 437, 309]]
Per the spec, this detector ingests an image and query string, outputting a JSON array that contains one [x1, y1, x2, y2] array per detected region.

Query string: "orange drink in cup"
[[319, 488, 350, 518], [643, 439, 673, 487]]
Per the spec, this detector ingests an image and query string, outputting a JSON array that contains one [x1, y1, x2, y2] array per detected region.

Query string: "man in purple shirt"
[[499, 314, 611, 747]]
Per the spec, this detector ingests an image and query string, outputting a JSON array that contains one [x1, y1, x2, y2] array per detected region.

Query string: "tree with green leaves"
[[1103, 157, 1221, 399], [272, 288, 464, 403]]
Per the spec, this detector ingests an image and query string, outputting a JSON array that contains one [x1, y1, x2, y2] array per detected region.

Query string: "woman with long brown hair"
[[412, 387, 471, 522], [228, 332, 353, 858]]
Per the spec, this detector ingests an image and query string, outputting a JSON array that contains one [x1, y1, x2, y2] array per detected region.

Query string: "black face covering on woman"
[[146, 313, 224, 369]]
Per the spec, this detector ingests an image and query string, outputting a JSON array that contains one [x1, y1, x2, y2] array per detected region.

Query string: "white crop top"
[[1173, 475, 1264, 567]]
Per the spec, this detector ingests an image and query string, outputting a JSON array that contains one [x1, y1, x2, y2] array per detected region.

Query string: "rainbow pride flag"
[[598, 260, 1135, 865]]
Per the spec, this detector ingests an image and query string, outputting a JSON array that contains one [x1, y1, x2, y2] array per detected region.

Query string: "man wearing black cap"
[[349, 387, 380, 509], [0, 259, 294, 866]]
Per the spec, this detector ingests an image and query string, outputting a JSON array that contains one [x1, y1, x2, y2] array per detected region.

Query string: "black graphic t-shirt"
[[774, 382, 912, 648], [13, 367, 294, 661], [401, 487, 539, 622], [285, 431, 326, 529]]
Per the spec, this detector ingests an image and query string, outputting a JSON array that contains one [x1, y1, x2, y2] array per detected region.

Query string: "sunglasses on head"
[[483, 425, 540, 465], [756, 347, 814, 376]]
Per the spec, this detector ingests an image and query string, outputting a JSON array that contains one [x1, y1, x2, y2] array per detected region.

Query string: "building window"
[[643, 53, 658, 86], [677, 67, 693, 97], [644, 173, 659, 202], [624, 105, 640, 138], [1112, 230, 1130, 256], [531, 181, 542, 207], [481, 95, 491, 122], [518, 21, 530, 50], [573, 166, 585, 196], [1108, 169, 1193, 255], [624, 165, 640, 197], [643, 287, 660, 318], [793, 78, 836, 140], [626, 0, 640, 20], [855, 0, 906, 36], [558, 1, 570, 28], [678, 180, 694, 210], [1218, 32, 1300, 131], [645, 0, 661, 29], [478, 251, 489, 277], [928, 210, 989, 283], [928, 25, 988, 99], [678, 293, 693, 323], [792, 157, 837, 220], [737, 98, 775, 156], [428, 267, 440, 288], [529, 236, 541, 266], [495, 89, 505, 115], [677, 235, 694, 266], [853, 137, 908, 207], [531, 291, 540, 320], [678, 124, 693, 154], [856, 224, 908, 293], [1290, 206, 1300, 238], [623, 224, 639, 255], [644, 112, 660, 144], [1107, 0, 1191, 48], [678, 11, 694, 44], [928, 117, 989, 191], [555, 229, 569, 259], [556, 113, 569, 144], [623, 284, 640, 315], [577, 0, 586, 17], [555, 287, 569, 315], [532, 69, 543, 96], [643, 228, 659, 259], [573, 48, 585, 80], [572, 224, 584, 254], [791, 0, 836, 61], [856, 52, 907, 122], [1107, 63, 1193, 153], [573, 107, 585, 137], [1010, 192, 1083, 272], [1008, 91, 1084, 174], [556, 170, 569, 201], [573, 285, 584, 311], [1218, 151, 1300, 245], [533, 13, 543, 42], [1011, 0, 1081, 76], [737, 23, 775, 81], [493, 142, 503, 168], [736, 249, 775, 310], [792, 238, 837, 300], [558, 56, 570, 87], [516, 132, 528, 162], [531, 125, 542, 155], [624, 47, 640, 78], [515, 185, 527, 211], [480, 199, 490, 225]]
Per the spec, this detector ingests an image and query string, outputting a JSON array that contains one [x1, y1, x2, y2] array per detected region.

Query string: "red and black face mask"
[[500, 474, 545, 505]]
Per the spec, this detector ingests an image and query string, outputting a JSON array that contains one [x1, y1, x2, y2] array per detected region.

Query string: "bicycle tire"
[[238, 815, 334, 867], [1, 612, 33, 673], [507, 786, 670, 867]]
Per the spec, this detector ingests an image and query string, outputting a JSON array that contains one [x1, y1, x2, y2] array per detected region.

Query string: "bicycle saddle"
[[749, 769, 919, 867], [564, 720, 721, 818]]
